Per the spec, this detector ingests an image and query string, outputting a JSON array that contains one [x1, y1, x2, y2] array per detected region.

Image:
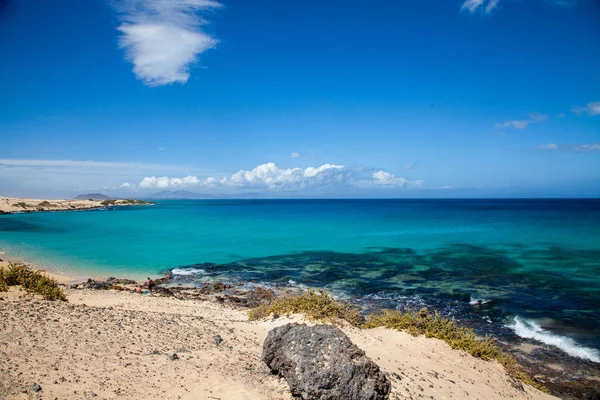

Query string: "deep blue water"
[[1, 199, 599, 362]]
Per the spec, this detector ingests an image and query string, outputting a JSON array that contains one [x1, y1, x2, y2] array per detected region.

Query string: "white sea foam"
[[507, 317, 600, 363], [171, 268, 206, 276], [469, 296, 492, 305]]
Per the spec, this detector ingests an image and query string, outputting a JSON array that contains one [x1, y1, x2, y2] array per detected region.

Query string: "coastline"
[[0, 269, 555, 400], [0, 197, 154, 214]]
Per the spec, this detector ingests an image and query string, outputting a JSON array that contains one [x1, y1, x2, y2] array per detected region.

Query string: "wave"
[[507, 317, 600, 363], [171, 267, 206, 276], [469, 296, 492, 306]]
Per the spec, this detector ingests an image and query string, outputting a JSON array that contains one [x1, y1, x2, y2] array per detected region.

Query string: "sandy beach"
[[0, 259, 556, 400], [0, 197, 152, 214]]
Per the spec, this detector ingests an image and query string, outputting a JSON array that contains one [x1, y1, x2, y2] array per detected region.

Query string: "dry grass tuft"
[[247, 289, 364, 326], [0, 262, 67, 301]]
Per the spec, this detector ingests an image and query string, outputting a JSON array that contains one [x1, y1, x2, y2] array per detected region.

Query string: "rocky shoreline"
[[63, 273, 599, 400]]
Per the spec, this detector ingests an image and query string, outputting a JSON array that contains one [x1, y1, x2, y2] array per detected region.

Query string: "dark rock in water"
[[214, 335, 223, 346], [30, 383, 42, 392], [198, 282, 232, 294], [262, 323, 391, 400], [169, 353, 179, 361]]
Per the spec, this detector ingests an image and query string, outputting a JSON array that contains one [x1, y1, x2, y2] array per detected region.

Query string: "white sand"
[[0, 271, 556, 400]]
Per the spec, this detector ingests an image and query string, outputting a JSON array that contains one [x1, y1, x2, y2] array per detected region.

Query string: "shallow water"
[[1, 199, 599, 361]]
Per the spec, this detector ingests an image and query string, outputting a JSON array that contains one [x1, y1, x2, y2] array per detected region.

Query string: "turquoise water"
[[1, 199, 599, 361]]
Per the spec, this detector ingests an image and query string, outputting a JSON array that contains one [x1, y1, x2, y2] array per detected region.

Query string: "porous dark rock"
[[169, 353, 179, 361], [262, 323, 391, 400], [83, 279, 111, 290], [106, 277, 137, 285], [30, 383, 42, 392]]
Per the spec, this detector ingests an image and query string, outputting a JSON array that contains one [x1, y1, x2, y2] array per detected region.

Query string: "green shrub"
[[0, 262, 67, 301], [12, 202, 28, 208], [100, 200, 117, 206], [38, 201, 53, 207], [248, 289, 364, 327]]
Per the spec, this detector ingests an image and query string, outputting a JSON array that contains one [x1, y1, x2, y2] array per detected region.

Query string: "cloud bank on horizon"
[[127, 162, 425, 192]]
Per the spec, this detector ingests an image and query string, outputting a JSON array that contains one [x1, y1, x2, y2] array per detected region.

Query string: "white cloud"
[[461, 0, 485, 13], [115, 0, 221, 86], [139, 175, 200, 189], [372, 171, 424, 189], [485, 0, 499, 13], [133, 162, 425, 192], [462, 0, 582, 14], [534, 143, 600, 152], [528, 112, 549, 122], [290, 152, 300, 158], [536, 143, 559, 151], [496, 111, 550, 131], [496, 120, 529, 129], [573, 143, 600, 152], [571, 101, 600, 116], [461, 0, 498, 14]]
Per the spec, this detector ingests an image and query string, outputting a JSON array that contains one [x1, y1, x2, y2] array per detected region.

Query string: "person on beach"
[[147, 277, 155, 291]]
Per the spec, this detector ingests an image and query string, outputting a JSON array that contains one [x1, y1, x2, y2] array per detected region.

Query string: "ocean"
[[1, 198, 599, 363]]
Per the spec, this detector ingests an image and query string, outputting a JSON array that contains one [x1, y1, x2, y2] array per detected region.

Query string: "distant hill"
[[147, 190, 217, 199], [73, 193, 111, 201]]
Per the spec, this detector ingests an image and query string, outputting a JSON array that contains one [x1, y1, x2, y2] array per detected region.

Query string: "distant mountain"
[[73, 193, 111, 201], [147, 190, 217, 199]]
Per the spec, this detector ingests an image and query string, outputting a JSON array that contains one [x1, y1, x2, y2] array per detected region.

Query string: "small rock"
[[170, 353, 179, 361], [31, 383, 42, 392], [214, 335, 223, 345], [149, 350, 161, 355]]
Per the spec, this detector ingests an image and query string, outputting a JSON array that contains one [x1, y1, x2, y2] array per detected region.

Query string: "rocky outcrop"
[[262, 323, 391, 400]]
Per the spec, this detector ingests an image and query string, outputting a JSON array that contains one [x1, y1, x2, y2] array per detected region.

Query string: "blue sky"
[[0, 0, 599, 198]]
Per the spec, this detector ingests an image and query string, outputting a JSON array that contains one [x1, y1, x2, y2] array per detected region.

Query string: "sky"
[[0, 0, 599, 198]]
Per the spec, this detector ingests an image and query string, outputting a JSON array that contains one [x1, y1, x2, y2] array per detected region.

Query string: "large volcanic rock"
[[262, 323, 391, 400]]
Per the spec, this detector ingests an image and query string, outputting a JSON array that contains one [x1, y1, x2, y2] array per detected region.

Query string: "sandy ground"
[[0, 197, 151, 214], [0, 270, 556, 400]]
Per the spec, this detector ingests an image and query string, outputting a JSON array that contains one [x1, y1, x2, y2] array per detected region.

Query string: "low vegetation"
[[12, 202, 29, 208], [0, 262, 67, 301], [248, 290, 364, 326], [37, 201, 54, 207], [248, 290, 547, 392]]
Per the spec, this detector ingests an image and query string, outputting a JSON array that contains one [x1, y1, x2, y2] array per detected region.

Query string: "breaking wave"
[[507, 317, 600, 363]]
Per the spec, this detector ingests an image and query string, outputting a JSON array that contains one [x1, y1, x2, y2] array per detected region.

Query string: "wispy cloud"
[[496, 112, 549, 131], [461, 0, 498, 14], [535, 143, 600, 152], [114, 0, 222, 86], [290, 152, 300, 159], [496, 120, 529, 129], [0, 159, 181, 172], [133, 162, 425, 192], [571, 101, 600, 116], [400, 161, 420, 171], [462, 0, 582, 14]]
